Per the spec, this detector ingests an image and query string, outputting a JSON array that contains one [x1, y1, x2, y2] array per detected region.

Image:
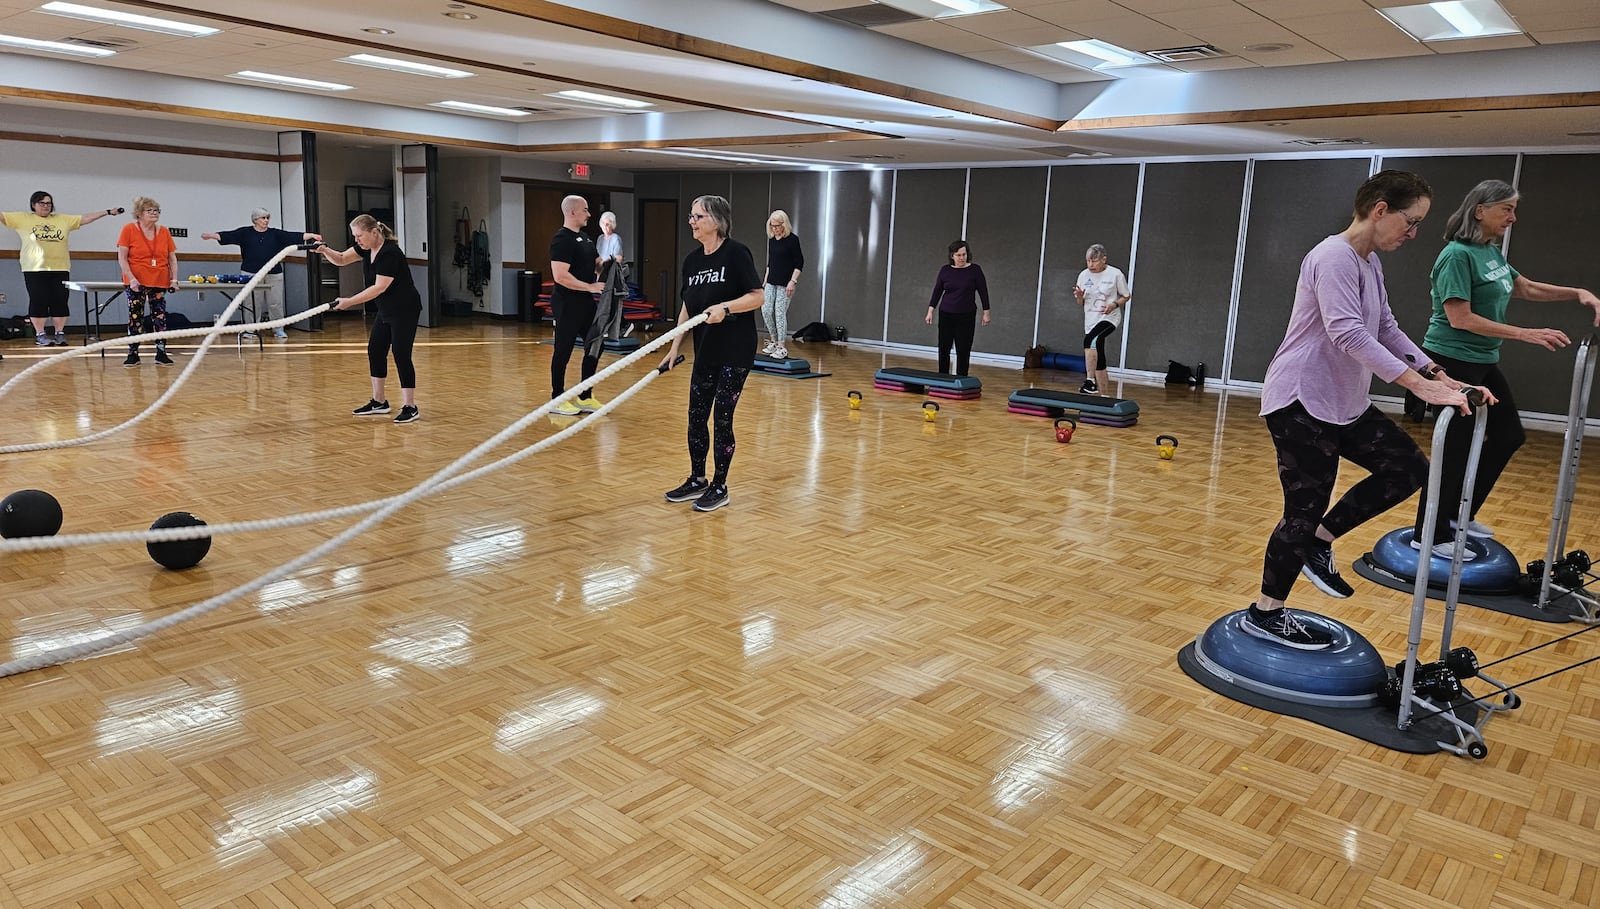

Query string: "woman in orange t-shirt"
[[115, 196, 179, 367]]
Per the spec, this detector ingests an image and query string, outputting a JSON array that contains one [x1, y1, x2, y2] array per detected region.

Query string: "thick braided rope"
[[0, 313, 704, 678], [0, 245, 316, 454]]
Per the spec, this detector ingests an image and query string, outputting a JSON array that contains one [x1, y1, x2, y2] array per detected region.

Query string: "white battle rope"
[[0, 300, 706, 677], [0, 244, 314, 454]]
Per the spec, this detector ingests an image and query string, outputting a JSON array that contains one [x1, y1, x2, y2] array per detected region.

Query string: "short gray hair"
[[692, 194, 732, 239], [250, 207, 270, 220], [1085, 244, 1108, 260], [598, 210, 617, 229], [1443, 179, 1518, 244]]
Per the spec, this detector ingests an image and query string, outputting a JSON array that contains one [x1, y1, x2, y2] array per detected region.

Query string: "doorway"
[[639, 199, 678, 319]]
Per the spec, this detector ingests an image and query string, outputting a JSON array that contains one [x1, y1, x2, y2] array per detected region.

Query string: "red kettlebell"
[[1055, 416, 1077, 443]]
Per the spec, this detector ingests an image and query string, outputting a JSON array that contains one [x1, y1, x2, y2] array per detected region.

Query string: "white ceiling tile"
[[1067, 17, 1203, 50], [1017, 0, 1138, 27], [1153, 5, 1274, 29], [1429, 33, 1537, 52], [1275, 10, 1394, 36], [1531, 26, 1600, 42], [1303, 31, 1431, 60], [1163, 55, 1262, 71]]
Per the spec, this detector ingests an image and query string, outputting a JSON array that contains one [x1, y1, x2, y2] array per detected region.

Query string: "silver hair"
[[692, 194, 732, 239], [598, 210, 617, 229], [250, 207, 270, 220], [1086, 244, 1108, 260], [1442, 179, 1517, 243]]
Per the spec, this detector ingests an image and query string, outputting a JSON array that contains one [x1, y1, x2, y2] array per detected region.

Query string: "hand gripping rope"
[[0, 251, 706, 676]]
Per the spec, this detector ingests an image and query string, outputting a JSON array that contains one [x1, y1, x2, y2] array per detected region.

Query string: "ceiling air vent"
[[849, 153, 899, 160], [1145, 44, 1231, 62], [1286, 137, 1374, 146], [822, 4, 925, 28], [60, 35, 139, 49], [1023, 145, 1110, 158]]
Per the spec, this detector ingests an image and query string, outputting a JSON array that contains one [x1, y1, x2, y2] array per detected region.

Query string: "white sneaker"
[[761, 342, 776, 355], [772, 346, 787, 359], [1411, 538, 1478, 562], [1450, 518, 1494, 539]]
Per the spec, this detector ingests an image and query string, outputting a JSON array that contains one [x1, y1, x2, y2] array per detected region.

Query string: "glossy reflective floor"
[[0, 317, 1597, 908]]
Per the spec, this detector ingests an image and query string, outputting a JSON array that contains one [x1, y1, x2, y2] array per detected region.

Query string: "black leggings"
[[552, 296, 600, 397], [24, 271, 70, 318], [936, 310, 977, 376], [368, 312, 419, 388], [1261, 401, 1428, 601], [1083, 320, 1116, 370], [687, 364, 750, 486], [1413, 352, 1523, 545]]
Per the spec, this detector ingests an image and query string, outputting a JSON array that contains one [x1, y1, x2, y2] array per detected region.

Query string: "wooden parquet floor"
[[0, 316, 1596, 908]]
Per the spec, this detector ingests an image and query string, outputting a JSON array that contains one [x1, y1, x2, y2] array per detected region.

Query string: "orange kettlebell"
[[922, 400, 940, 422], [847, 389, 862, 410], [1054, 416, 1077, 443], [1156, 434, 1178, 460]]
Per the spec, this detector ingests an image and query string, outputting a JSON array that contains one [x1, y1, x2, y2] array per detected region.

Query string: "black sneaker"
[[123, 352, 140, 367], [1242, 606, 1334, 651], [153, 350, 174, 366], [691, 484, 729, 512], [1079, 379, 1098, 394], [392, 405, 420, 424], [664, 476, 709, 503], [352, 399, 390, 416], [1299, 541, 1354, 598]]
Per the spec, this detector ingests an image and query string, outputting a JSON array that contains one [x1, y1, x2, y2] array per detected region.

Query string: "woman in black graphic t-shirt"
[[659, 194, 764, 513]]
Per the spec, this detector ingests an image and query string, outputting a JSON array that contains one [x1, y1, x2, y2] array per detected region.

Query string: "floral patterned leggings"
[[126, 287, 167, 351]]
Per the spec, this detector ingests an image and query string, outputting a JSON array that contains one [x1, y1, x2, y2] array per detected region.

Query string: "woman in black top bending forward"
[[318, 214, 424, 424]]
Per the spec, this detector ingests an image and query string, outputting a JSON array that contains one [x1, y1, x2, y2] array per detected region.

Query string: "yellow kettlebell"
[[847, 390, 862, 410], [207, 275, 220, 284], [188, 274, 204, 284], [1156, 434, 1178, 460], [923, 400, 940, 422]]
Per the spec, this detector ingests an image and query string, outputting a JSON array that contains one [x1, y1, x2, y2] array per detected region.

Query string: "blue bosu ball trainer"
[[1192, 610, 1386, 707], [1368, 527, 1521, 594]]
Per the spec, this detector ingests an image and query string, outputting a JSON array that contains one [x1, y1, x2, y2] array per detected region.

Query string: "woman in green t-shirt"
[[1412, 179, 1600, 559]]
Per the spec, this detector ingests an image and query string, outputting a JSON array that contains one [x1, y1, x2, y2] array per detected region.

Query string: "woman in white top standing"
[[1073, 243, 1130, 395]]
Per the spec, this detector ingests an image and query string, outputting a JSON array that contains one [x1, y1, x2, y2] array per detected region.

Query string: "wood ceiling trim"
[[461, 0, 1064, 132], [0, 130, 290, 162], [1061, 93, 1600, 131]]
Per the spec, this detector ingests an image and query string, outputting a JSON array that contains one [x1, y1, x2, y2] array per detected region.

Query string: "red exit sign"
[[569, 162, 591, 181]]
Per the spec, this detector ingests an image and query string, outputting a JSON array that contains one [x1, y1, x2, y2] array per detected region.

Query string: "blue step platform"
[[1191, 610, 1386, 707], [873, 368, 981, 392], [1008, 388, 1139, 418], [754, 353, 810, 374], [1363, 527, 1522, 595]]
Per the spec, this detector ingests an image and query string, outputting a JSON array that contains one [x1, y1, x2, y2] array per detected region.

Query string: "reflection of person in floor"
[[1247, 170, 1484, 651], [1074, 243, 1129, 395], [1410, 179, 1600, 562]]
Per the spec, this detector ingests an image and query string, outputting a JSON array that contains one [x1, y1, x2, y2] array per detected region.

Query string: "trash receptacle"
[[518, 270, 541, 322]]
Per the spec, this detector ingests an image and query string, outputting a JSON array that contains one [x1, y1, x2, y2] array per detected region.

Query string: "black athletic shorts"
[[24, 271, 71, 318]]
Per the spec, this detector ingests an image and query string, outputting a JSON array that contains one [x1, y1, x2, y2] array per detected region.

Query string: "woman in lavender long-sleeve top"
[[1245, 170, 1483, 651]]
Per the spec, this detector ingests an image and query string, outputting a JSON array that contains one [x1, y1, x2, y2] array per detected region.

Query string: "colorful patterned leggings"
[[126, 287, 167, 351], [687, 364, 750, 486], [1260, 401, 1428, 601]]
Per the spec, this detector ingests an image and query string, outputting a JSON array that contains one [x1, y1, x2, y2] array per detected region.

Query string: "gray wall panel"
[[965, 167, 1047, 359], [823, 169, 892, 341], [1039, 164, 1139, 362], [1232, 157, 1374, 383], [887, 169, 968, 346], [1497, 153, 1600, 416], [729, 172, 770, 248], [1124, 161, 1246, 374], [769, 171, 826, 329]]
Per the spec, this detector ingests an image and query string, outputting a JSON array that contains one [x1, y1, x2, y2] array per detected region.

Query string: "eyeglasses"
[[1394, 210, 1423, 231], [687, 213, 705, 222], [143, 209, 161, 215], [34, 201, 54, 207]]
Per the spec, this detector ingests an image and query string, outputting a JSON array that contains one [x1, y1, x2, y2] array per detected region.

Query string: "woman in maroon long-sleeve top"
[[924, 239, 990, 376]]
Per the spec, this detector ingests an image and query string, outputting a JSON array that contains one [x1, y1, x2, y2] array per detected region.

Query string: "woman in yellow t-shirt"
[[1, 190, 122, 348]]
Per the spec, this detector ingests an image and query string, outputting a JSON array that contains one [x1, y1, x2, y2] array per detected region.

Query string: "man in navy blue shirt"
[[202, 208, 320, 338]]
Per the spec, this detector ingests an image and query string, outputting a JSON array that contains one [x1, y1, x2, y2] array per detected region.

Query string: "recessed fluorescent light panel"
[[1378, 0, 1521, 41], [340, 54, 472, 79], [40, 1, 219, 37], [1026, 39, 1156, 72], [230, 71, 353, 91], [549, 90, 652, 109], [0, 32, 115, 56], [432, 100, 531, 117], [875, 0, 1007, 18]]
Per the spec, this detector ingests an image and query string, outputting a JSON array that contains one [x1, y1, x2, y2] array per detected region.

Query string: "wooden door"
[[639, 199, 678, 318]]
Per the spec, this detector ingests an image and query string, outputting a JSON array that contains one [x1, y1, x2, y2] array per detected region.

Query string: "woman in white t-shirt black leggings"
[[1074, 244, 1130, 395]]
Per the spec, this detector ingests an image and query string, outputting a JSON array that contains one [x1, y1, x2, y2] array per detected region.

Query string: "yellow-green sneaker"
[[576, 395, 603, 413], [552, 398, 581, 415]]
